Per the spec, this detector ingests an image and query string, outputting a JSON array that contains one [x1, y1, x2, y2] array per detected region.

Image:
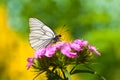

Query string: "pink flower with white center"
[[45, 46, 56, 57], [26, 58, 34, 70], [34, 48, 46, 58], [69, 42, 82, 51], [61, 43, 77, 58], [89, 45, 101, 56]]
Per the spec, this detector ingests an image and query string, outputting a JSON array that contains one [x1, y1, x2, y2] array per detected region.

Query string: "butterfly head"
[[52, 34, 61, 43], [58, 34, 61, 37]]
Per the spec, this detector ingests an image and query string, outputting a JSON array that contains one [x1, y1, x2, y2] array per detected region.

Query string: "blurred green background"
[[0, 0, 120, 80]]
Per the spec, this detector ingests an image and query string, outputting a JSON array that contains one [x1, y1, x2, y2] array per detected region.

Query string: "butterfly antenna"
[[59, 25, 66, 35], [60, 25, 70, 35], [61, 28, 69, 36]]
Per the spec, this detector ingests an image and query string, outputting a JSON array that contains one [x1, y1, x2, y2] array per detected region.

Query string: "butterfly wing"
[[29, 18, 55, 50]]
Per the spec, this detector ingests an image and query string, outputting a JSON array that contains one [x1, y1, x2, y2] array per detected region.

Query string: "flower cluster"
[[27, 39, 100, 70]]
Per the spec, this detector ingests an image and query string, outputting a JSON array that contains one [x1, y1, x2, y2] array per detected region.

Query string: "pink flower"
[[34, 48, 46, 58], [33, 39, 100, 59], [61, 43, 77, 58], [26, 58, 34, 70], [74, 39, 83, 44], [89, 45, 101, 56], [45, 46, 56, 57], [54, 41, 66, 50], [69, 42, 82, 51], [81, 41, 88, 47], [74, 39, 88, 47], [65, 51, 77, 58]]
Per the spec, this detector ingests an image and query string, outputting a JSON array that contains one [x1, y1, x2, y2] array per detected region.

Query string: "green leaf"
[[62, 68, 72, 80], [70, 69, 94, 75], [71, 69, 106, 80]]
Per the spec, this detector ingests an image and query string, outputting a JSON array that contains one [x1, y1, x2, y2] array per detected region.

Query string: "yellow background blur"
[[0, 5, 35, 80]]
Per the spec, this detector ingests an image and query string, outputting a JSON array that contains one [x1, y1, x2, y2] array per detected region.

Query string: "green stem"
[[46, 69, 64, 80], [61, 67, 67, 80], [70, 64, 78, 74]]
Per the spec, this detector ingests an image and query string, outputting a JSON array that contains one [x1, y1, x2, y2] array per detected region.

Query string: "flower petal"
[[89, 45, 101, 56], [61, 43, 77, 58], [26, 58, 34, 70], [54, 41, 66, 50], [34, 48, 46, 58], [27, 58, 34, 63], [65, 51, 77, 58], [45, 46, 56, 57], [69, 43, 82, 51], [74, 39, 88, 47], [74, 39, 83, 44]]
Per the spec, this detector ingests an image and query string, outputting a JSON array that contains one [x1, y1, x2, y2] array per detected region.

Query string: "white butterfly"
[[29, 18, 61, 50]]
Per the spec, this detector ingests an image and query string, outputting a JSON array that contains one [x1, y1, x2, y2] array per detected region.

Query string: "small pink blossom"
[[74, 39, 83, 44], [89, 45, 101, 56], [81, 41, 88, 47], [69, 43, 82, 51], [34, 48, 46, 58], [45, 46, 56, 57], [61, 43, 77, 58], [74, 39, 88, 47], [54, 41, 66, 50], [27, 58, 34, 70]]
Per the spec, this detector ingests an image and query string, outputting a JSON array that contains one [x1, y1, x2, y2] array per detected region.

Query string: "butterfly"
[[29, 18, 61, 50]]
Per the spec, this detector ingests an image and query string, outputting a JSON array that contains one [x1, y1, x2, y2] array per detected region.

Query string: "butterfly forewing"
[[29, 18, 55, 50], [29, 18, 55, 35]]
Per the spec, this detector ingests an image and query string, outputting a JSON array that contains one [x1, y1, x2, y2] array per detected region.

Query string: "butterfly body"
[[29, 18, 61, 50], [52, 34, 61, 43]]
